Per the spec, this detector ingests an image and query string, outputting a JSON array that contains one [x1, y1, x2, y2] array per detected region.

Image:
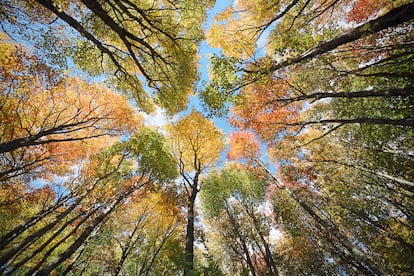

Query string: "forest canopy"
[[0, 0, 413, 275]]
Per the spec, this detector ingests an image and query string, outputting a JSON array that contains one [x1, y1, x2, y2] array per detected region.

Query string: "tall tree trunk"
[[224, 202, 257, 276], [5, 207, 95, 275], [184, 188, 197, 276], [274, 87, 414, 104], [260, 2, 414, 74], [0, 120, 100, 154], [241, 201, 279, 275], [32, 187, 138, 275], [61, 224, 102, 276], [0, 200, 80, 268], [0, 192, 74, 250], [275, 117, 414, 127], [23, 204, 103, 276]]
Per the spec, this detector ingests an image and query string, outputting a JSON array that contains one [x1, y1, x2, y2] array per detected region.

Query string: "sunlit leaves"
[[200, 165, 266, 219], [167, 110, 226, 173], [50, 0, 213, 114], [202, 1, 414, 274], [346, 0, 392, 23], [206, 0, 282, 58], [200, 55, 241, 117], [230, 77, 302, 142], [227, 131, 260, 161], [79, 187, 184, 275], [0, 40, 139, 180], [126, 128, 178, 183]]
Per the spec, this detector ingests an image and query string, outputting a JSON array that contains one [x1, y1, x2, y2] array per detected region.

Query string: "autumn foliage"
[[0, 40, 139, 179], [1, 0, 414, 275], [346, 0, 391, 23], [227, 131, 260, 161], [230, 78, 301, 142]]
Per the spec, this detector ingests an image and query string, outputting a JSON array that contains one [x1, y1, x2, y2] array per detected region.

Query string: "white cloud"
[[142, 107, 176, 130]]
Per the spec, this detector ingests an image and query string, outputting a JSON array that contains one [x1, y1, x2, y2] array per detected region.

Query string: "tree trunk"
[[276, 87, 414, 104], [274, 117, 414, 127], [0, 192, 74, 250], [224, 202, 257, 276], [258, 161, 384, 275], [241, 201, 278, 275], [184, 188, 197, 276], [5, 207, 94, 275], [0, 120, 98, 154], [113, 219, 143, 276], [0, 200, 80, 268], [33, 187, 136, 275], [261, 2, 414, 74]]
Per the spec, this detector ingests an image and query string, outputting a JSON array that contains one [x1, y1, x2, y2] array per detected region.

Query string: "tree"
[[201, 2, 414, 272], [0, 39, 138, 181], [1, 0, 215, 114], [200, 165, 279, 275], [270, 123, 414, 273], [72, 187, 184, 276], [202, 2, 414, 117], [166, 110, 225, 275], [226, 131, 389, 275]]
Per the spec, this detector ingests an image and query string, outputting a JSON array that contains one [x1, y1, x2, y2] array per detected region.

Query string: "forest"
[[0, 0, 413, 275]]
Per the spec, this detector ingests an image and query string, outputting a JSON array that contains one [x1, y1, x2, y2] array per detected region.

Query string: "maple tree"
[[166, 110, 225, 275], [346, 0, 393, 23], [0, 39, 138, 181]]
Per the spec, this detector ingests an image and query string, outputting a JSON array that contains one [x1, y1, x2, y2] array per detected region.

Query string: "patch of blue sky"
[[138, 0, 228, 130], [188, 0, 229, 129], [28, 163, 84, 199]]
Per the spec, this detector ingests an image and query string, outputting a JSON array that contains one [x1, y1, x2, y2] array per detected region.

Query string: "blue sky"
[[193, 1, 231, 131]]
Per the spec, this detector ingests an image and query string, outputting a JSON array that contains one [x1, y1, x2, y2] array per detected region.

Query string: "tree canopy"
[[1, 0, 413, 275]]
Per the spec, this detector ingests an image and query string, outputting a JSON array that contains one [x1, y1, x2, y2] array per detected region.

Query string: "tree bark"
[[184, 187, 197, 276], [275, 117, 414, 127], [273, 87, 414, 104]]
